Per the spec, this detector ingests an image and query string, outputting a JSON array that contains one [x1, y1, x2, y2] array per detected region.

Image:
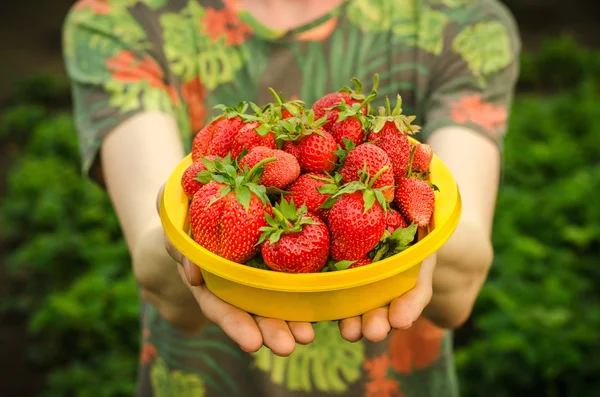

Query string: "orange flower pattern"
[[202, 0, 252, 45], [74, 0, 110, 15], [181, 76, 208, 132], [388, 317, 445, 373], [364, 354, 404, 397], [450, 94, 508, 136], [107, 50, 179, 104]]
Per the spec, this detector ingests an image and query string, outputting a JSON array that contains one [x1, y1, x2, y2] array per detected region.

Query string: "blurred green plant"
[[456, 43, 600, 396], [1, 34, 600, 397], [0, 78, 138, 397]]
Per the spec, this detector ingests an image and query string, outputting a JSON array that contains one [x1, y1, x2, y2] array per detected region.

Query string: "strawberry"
[[239, 146, 300, 189], [181, 155, 216, 199], [278, 110, 338, 173], [410, 143, 433, 174], [188, 156, 275, 263], [329, 89, 376, 149], [394, 177, 436, 228], [348, 256, 373, 269], [312, 75, 379, 131], [258, 200, 330, 273], [230, 102, 278, 158], [338, 143, 395, 202], [323, 168, 389, 261], [386, 208, 408, 234], [191, 102, 248, 161], [367, 95, 420, 184], [284, 172, 342, 221]]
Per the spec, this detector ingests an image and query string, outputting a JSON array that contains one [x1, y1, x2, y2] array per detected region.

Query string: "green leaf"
[[362, 190, 375, 213], [235, 186, 251, 210], [255, 123, 272, 136]]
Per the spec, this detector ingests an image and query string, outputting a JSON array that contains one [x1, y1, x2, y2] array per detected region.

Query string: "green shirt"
[[63, 1, 520, 396]]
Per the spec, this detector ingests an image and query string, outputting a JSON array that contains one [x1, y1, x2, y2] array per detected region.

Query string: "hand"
[[157, 186, 315, 357], [337, 253, 437, 342]]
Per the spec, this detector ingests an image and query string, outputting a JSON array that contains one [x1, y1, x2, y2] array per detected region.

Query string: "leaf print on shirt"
[[450, 94, 507, 136], [430, 0, 475, 8], [415, 7, 449, 55], [160, 0, 247, 90], [151, 357, 206, 397], [347, 0, 393, 33], [452, 21, 512, 85], [388, 317, 445, 373], [65, 0, 148, 63], [363, 354, 403, 397], [253, 321, 365, 393]]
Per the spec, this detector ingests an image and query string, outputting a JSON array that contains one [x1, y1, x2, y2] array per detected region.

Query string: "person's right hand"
[[157, 186, 316, 357]]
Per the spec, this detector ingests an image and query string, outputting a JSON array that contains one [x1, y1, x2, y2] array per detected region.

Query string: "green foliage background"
[[1, 35, 600, 396]]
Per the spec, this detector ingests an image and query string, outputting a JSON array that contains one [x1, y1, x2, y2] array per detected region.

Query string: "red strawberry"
[[230, 102, 280, 158], [259, 200, 330, 273], [191, 103, 247, 161], [239, 146, 300, 189], [284, 172, 341, 221], [348, 256, 373, 269], [327, 191, 387, 261], [394, 177, 435, 228], [188, 156, 275, 263], [181, 155, 216, 199], [323, 168, 389, 261], [279, 110, 338, 173], [230, 122, 277, 158], [312, 75, 378, 131], [328, 87, 376, 149], [367, 95, 420, 183], [338, 143, 395, 202], [386, 208, 409, 234], [410, 143, 433, 174]]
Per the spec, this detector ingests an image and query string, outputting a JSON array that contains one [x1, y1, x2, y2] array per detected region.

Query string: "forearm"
[[101, 112, 185, 253], [422, 126, 501, 329], [423, 219, 494, 329], [100, 112, 206, 331]]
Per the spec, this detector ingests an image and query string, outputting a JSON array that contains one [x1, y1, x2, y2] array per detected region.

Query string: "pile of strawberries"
[[180, 75, 437, 274]]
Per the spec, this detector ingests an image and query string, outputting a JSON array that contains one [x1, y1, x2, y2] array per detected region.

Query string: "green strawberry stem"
[[406, 144, 417, 177]]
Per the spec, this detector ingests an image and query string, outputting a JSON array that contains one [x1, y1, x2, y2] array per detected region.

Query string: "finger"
[[254, 316, 296, 357], [288, 322, 315, 345], [362, 307, 391, 342], [183, 279, 263, 353], [182, 257, 203, 286], [338, 316, 362, 343], [388, 256, 436, 329]]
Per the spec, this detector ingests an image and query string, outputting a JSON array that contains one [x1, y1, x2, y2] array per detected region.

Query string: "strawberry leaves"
[[370, 94, 422, 135], [196, 154, 275, 211], [257, 200, 318, 245], [369, 222, 418, 262], [319, 165, 391, 213]]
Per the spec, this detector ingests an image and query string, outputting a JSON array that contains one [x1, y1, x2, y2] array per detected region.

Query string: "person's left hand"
[[337, 253, 437, 343]]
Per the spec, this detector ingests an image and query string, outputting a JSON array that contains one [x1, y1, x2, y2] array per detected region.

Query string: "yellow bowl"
[[159, 144, 462, 322]]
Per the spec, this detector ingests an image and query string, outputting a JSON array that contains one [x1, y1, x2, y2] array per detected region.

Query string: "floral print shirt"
[[63, 1, 521, 396]]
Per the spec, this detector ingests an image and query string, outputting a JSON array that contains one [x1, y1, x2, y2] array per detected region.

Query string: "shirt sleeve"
[[62, 1, 184, 176], [420, 0, 521, 150]]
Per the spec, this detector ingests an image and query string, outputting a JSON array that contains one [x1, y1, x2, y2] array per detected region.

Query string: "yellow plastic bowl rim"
[[160, 138, 462, 293]]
